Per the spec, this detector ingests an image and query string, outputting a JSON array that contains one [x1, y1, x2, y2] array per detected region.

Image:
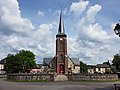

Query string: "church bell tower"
[[55, 12, 68, 74]]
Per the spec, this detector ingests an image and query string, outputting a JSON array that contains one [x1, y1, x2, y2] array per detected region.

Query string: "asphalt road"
[[0, 79, 118, 90]]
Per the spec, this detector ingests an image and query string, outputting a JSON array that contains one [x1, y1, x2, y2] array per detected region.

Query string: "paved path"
[[0, 79, 118, 90]]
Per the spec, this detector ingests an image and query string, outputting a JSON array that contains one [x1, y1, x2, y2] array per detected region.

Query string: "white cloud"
[[0, 0, 56, 63], [7, 35, 19, 47], [76, 4, 111, 43], [87, 4, 102, 23], [33, 23, 56, 42], [68, 37, 80, 57], [38, 10, 44, 17], [70, 0, 89, 16], [68, 1, 120, 64], [0, 0, 120, 65], [0, 0, 34, 34]]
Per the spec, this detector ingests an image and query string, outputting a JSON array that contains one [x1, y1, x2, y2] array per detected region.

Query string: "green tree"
[[103, 60, 111, 66], [80, 61, 88, 73], [4, 50, 36, 73], [4, 54, 22, 73], [112, 54, 120, 73], [16, 50, 36, 72]]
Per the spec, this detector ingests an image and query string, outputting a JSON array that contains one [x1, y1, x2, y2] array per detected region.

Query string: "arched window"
[[60, 42, 64, 51], [59, 54, 64, 63]]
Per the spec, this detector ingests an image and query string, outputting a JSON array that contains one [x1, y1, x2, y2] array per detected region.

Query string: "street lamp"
[[114, 23, 120, 37]]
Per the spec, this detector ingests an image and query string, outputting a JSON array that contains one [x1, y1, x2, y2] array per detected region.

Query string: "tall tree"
[[16, 50, 36, 72], [103, 60, 110, 66], [4, 54, 22, 73], [112, 54, 120, 73], [80, 61, 88, 73], [4, 50, 36, 73]]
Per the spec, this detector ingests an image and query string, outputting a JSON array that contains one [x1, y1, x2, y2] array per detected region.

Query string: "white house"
[[88, 64, 111, 74], [0, 59, 5, 74]]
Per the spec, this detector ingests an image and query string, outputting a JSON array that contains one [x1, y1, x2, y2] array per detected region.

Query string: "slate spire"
[[56, 11, 66, 37], [58, 11, 65, 34]]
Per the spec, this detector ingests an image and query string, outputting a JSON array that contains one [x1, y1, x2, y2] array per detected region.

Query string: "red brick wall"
[[56, 37, 68, 74]]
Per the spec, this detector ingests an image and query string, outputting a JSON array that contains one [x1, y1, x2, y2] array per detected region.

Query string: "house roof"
[[96, 64, 110, 68], [0, 58, 6, 64], [88, 65, 96, 69]]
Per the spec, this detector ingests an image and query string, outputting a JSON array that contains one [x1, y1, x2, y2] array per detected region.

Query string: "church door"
[[59, 64, 64, 74]]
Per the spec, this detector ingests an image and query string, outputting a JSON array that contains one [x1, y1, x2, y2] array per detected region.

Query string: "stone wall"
[[0, 74, 7, 78], [71, 74, 118, 81], [7, 73, 118, 81], [7, 73, 51, 81]]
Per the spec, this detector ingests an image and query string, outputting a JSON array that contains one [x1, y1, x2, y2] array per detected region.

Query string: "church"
[[43, 12, 80, 74]]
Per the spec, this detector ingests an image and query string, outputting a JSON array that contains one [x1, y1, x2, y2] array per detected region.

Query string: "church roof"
[[43, 58, 53, 65], [70, 58, 80, 66], [43, 57, 79, 66]]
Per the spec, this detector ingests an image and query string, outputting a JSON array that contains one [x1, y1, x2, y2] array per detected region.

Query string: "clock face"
[[60, 38, 63, 40]]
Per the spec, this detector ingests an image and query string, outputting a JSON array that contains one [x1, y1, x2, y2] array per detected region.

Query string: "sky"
[[0, 0, 120, 65]]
